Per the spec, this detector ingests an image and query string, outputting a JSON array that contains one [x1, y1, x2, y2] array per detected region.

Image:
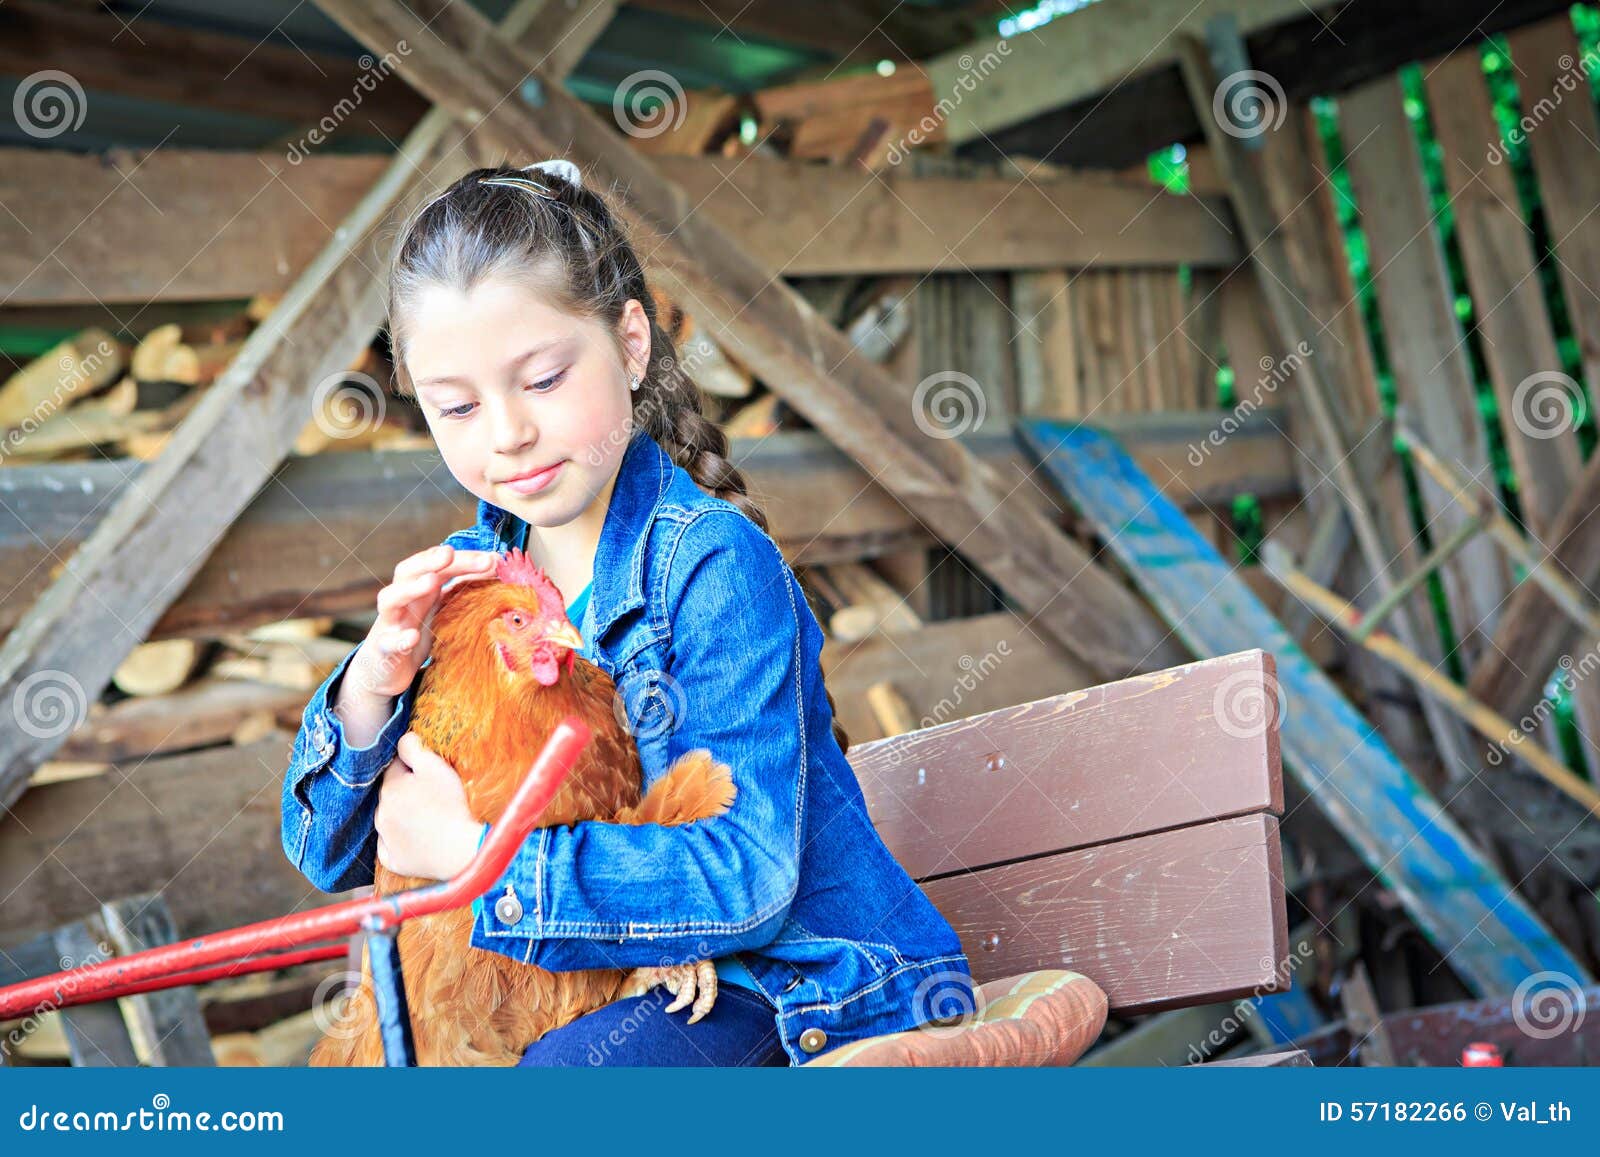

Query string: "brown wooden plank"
[[1423, 48, 1583, 538], [1011, 270, 1082, 416], [0, 147, 1237, 304], [923, 812, 1288, 1013], [848, 650, 1282, 880], [0, 149, 392, 306], [1511, 14, 1600, 416], [0, 0, 428, 143], [1339, 74, 1512, 666], [1503, 14, 1600, 752]]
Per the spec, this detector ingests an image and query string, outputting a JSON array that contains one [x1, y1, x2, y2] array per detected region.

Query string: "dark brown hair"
[[385, 161, 851, 754]]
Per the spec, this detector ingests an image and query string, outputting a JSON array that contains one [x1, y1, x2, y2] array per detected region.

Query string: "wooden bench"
[[807, 648, 1292, 1066]]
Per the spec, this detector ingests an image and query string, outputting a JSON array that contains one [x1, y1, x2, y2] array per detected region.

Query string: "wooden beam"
[[0, 415, 1297, 640], [0, 0, 617, 815], [650, 154, 1240, 272], [311, 0, 1189, 683], [0, 149, 393, 306], [929, 0, 1341, 145], [0, 0, 428, 139], [969, 0, 1576, 170], [1423, 48, 1583, 539], [0, 147, 1238, 305], [1339, 74, 1512, 666]]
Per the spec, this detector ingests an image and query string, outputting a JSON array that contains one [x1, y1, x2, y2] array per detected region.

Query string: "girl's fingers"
[[394, 546, 499, 585], [393, 544, 453, 583]]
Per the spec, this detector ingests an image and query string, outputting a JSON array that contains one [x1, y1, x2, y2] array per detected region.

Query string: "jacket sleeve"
[[280, 642, 421, 893], [280, 523, 495, 893], [470, 509, 805, 970]]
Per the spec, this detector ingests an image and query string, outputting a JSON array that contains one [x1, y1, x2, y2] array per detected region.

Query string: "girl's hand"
[[348, 545, 499, 700], [374, 731, 484, 881]]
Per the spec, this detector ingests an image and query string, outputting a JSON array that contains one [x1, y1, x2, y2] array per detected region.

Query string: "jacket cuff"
[[470, 825, 550, 951]]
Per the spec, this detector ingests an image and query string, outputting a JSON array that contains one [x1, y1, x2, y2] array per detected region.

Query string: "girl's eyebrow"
[[415, 337, 574, 390]]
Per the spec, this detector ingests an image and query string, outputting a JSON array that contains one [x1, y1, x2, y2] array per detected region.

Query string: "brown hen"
[[309, 547, 735, 1067]]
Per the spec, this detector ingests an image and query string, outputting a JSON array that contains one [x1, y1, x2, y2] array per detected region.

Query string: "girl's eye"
[[438, 401, 475, 419], [525, 369, 568, 394]]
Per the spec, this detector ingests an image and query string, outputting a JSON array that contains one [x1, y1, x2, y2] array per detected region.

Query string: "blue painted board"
[[1019, 418, 1590, 996]]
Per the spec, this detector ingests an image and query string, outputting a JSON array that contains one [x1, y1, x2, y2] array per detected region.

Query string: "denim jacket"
[[281, 428, 973, 1064]]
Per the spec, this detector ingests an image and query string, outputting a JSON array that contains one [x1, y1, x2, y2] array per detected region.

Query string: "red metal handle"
[[0, 716, 591, 1021]]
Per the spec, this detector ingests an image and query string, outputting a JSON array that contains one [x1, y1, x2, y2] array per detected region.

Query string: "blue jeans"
[[517, 983, 790, 1067]]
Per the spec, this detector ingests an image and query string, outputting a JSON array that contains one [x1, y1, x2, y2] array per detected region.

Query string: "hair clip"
[[478, 158, 583, 200], [526, 158, 582, 188]]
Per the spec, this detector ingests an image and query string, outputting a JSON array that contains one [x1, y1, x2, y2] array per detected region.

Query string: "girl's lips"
[[502, 460, 565, 495]]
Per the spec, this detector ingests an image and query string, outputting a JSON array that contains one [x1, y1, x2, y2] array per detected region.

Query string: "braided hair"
[[385, 160, 852, 755]]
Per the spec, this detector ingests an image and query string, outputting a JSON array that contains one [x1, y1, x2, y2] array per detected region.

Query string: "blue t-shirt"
[[472, 579, 758, 992]]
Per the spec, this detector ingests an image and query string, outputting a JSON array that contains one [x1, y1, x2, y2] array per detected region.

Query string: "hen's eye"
[[510, 612, 525, 628]]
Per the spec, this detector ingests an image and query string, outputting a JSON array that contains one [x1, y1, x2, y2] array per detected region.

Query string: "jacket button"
[[798, 1028, 827, 1054], [494, 887, 523, 925]]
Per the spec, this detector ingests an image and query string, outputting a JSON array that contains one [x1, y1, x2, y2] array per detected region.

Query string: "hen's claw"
[[621, 961, 719, 1024]]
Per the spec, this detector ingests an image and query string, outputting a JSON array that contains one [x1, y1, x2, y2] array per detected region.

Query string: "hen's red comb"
[[495, 546, 567, 609]]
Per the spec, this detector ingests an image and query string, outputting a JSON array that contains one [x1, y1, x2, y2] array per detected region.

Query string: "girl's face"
[[403, 277, 648, 529]]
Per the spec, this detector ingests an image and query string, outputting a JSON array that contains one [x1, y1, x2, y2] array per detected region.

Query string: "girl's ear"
[[620, 297, 652, 377]]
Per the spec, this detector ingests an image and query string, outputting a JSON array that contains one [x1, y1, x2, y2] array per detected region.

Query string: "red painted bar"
[[0, 717, 590, 1020]]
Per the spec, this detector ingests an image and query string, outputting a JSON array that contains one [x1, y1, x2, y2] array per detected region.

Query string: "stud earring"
[[629, 373, 642, 392]]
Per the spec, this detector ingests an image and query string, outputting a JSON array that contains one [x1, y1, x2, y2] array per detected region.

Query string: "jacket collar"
[[479, 427, 674, 641]]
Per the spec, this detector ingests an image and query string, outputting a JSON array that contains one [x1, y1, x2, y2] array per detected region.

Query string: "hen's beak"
[[543, 620, 585, 652]]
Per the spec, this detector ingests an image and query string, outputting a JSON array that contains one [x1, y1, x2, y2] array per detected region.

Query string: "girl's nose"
[[489, 400, 538, 455]]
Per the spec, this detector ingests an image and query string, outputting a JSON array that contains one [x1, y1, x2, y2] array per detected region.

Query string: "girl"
[[281, 157, 975, 1067]]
